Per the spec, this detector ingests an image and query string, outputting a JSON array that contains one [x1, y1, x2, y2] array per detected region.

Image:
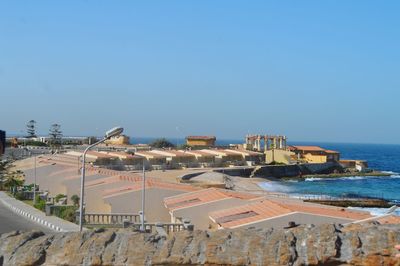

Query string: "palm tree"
[[3, 171, 24, 194], [0, 161, 11, 191]]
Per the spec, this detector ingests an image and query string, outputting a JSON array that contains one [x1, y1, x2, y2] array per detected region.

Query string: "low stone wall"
[[1, 224, 399, 265], [253, 162, 344, 178], [213, 167, 255, 177], [213, 162, 343, 179]]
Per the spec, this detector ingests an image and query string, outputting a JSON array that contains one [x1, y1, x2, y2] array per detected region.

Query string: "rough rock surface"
[[1, 224, 400, 265]]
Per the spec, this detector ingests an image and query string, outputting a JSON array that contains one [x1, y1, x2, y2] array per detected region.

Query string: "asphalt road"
[[0, 200, 51, 234]]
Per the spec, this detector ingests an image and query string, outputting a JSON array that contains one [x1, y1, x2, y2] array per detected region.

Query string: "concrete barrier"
[[0, 198, 64, 232]]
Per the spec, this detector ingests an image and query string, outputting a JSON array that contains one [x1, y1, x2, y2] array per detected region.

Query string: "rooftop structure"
[[200, 149, 244, 166], [103, 180, 199, 222], [164, 188, 263, 229], [245, 134, 287, 152], [186, 136, 216, 147], [209, 199, 371, 229]]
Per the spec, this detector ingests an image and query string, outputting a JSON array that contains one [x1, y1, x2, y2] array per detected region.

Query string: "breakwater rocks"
[[1, 224, 400, 265]]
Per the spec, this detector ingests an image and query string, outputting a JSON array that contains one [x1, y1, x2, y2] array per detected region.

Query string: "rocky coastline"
[[1, 223, 400, 265]]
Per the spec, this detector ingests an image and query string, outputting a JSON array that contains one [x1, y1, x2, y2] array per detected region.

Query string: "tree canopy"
[[26, 120, 37, 138], [149, 138, 176, 148]]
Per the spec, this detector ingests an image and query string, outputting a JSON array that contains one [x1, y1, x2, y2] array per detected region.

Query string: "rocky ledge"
[[1, 224, 400, 266]]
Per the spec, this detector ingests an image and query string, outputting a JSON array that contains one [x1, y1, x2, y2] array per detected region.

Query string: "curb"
[[0, 196, 65, 232]]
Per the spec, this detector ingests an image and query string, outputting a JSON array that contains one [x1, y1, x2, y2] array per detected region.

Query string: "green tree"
[[26, 120, 37, 138], [71, 194, 80, 207], [49, 123, 63, 148], [150, 138, 176, 149]]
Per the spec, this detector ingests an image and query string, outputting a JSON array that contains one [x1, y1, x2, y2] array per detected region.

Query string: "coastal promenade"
[[0, 192, 80, 233]]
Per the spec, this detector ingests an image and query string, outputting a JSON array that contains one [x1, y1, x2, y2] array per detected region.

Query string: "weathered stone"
[[0, 224, 400, 265]]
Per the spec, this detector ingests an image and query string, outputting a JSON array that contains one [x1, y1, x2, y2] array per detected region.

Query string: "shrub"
[[34, 195, 46, 211], [52, 205, 77, 222], [15, 191, 25, 200], [24, 140, 48, 147]]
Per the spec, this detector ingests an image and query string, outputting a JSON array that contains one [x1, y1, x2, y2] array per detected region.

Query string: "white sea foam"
[[348, 207, 400, 217], [258, 182, 292, 193], [304, 173, 400, 182], [381, 171, 399, 175], [304, 177, 323, 182], [305, 176, 367, 182], [338, 176, 367, 180]]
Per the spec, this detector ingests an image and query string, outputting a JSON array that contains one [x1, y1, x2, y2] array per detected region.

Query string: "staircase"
[[249, 166, 262, 178]]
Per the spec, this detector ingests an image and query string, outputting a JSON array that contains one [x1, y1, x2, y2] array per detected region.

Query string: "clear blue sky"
[[1, 1, 399, 144]]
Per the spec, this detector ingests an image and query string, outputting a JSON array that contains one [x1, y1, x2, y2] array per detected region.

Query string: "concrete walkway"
[[0, 192, 80, 232]]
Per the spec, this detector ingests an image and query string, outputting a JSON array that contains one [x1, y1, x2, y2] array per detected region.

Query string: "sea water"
[[259, 142, 400, 216]]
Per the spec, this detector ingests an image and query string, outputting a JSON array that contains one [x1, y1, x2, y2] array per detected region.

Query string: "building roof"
[[185, 150, 216, 158], [85, 173, 146, 187], [150, 150, 196, 158], [226, 149, 263, 156], [290, 146, 326, 152], [186, 136, 216, 140], [209, 199, 292, 228], [209, 199, 371, 229], [99, 151, 142, 159], [200, 149, 243, 157], [134, 151, 168, 159], [102, 180, 199, 198], [86, 176, 122, 187], [164, 188, 262, 211]]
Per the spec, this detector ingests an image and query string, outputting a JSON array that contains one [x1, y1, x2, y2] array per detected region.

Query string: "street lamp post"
[[33, 155, 37, 204], [78, 126, 123, 232], [141, 162, 146, 232]]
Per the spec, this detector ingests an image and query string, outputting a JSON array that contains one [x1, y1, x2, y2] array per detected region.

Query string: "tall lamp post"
[[141, 162, 146, 232], [33, 155, 37, 204], [79, 126, 124, 232]]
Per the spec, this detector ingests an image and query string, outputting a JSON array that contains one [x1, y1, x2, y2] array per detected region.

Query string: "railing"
[[131, 223, 187, 234], [84, 213, 141, 225], [82, 212, 193, 234]]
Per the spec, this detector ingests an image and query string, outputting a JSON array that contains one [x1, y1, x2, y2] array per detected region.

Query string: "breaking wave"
[[348, 207, 400, 217]]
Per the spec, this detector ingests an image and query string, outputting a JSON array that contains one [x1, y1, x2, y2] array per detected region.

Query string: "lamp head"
[[105, 127, 124, 139]]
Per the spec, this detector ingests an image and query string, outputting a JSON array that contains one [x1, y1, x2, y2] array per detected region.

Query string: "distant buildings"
[[71, 148, 264, 170], [289, 146, 340, 163], [0, 130, 5, 156], [186, 136, 216, 147]]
